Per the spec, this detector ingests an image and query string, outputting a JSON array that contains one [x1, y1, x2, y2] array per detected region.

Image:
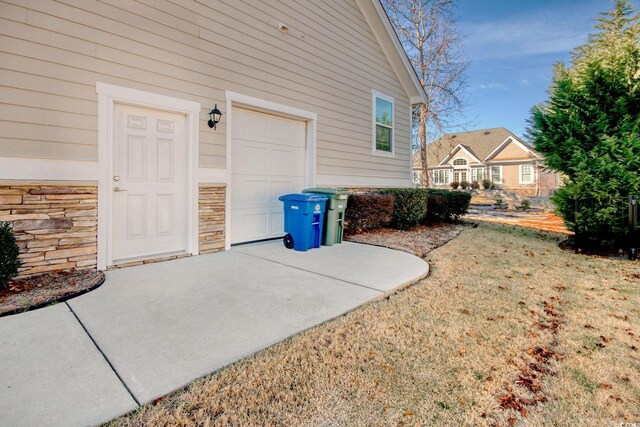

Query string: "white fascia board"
[[439, 144, 482, 166], [484, 136, 541, 162], [355, 0, 427, 104]]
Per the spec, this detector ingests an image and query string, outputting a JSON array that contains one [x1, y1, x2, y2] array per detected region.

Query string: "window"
[[491, 166, 502, 183], [453, 171, 467, 182], [520, 164, 533, 184], [471, 168, 485, 182], [372, 90, 394, 155], [432, 169, 450, 185], [453, 158, 467, 166], [413, 170, 422, 184]]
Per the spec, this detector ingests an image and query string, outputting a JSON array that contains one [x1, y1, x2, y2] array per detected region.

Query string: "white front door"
[[112, 104, 188, 263], [231, 107, 306, 244]]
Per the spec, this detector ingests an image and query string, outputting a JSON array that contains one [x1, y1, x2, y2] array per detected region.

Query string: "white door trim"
[[96, 82, 201, 270], [224, 91, 317, 250]]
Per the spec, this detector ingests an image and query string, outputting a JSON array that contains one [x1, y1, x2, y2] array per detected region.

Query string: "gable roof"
[[356, 0, 427, 104], [439, 144, 483, 165], [424, 128, 539, 167]]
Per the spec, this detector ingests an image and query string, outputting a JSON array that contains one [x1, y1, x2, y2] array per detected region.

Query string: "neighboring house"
[[0, 0, 426, 275], [412, 128, 560, 196]]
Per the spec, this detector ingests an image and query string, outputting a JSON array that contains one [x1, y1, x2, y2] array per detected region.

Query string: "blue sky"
[[454, 0, 639, 140]]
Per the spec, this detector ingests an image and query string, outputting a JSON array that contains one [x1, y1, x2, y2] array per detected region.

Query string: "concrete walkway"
[[0, 241, 428, 426]]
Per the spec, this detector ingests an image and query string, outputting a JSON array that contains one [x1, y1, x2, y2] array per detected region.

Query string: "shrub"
[[470, 180, 480, 190], [460, 180, 469, 190], [0, 221, 21, 289], [425, 189, 471, 222], [378, 188, 428, 229], [482, 179, 492, 189], [450, 181, 460, 190], [344, 193, 394, 235], [521, 199, 531, 211], [528, 2, 640, 248]]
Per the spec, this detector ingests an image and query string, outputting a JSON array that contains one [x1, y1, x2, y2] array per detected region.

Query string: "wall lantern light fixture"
[[208, 104, 223, 129]]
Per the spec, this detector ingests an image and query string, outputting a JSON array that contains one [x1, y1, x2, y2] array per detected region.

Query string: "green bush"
[[450, 181, 460, 190], [425, 189, 471, 222], [470, 180, 480, 190], [460, 180, 469, 190], [521, 199, 531, 211], [378, 188, 427, 229], [482, 179, 492, 189], [344, 193, 394, 235], [0, 221, 21, 289]]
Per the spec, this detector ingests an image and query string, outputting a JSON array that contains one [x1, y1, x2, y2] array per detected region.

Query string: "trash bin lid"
[[302, 187, 351, 195], [279, 193, 328, 202]]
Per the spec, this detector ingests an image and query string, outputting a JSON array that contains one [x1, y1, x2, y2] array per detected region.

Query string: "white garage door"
[[231, 108, 307, 244]]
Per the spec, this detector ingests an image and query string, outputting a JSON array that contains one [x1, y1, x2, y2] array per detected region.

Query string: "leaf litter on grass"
[[110, 223, 640, 427]]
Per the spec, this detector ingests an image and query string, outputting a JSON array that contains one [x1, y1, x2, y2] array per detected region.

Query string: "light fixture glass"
[[208, 104, 222, 129]]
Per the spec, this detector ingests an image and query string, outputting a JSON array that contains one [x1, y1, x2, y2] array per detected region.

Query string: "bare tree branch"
[[383, 0, 469, 187]]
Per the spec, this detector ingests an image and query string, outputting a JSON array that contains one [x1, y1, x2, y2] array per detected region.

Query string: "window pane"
[[521, 165, 532, 182], [453, 158, 467, 165], [477, 169, 484, 181], [491, 166, 501, 182], [376, 125, 392, 152], [376, 97, 393, 126]]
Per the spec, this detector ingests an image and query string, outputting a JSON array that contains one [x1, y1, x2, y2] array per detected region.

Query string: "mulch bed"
[[0, 269, 105, 317], [465, 206, 571, 234], [345, 222, 470, 258]]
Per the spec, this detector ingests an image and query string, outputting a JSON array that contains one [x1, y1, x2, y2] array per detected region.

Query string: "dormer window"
[[453, 158, 467, 166]]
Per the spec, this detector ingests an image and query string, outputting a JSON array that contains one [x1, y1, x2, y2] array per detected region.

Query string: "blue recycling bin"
[[278, 193, 328, 251]]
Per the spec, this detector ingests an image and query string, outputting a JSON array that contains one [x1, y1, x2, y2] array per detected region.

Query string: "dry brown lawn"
[[110, 223, 640, 427]]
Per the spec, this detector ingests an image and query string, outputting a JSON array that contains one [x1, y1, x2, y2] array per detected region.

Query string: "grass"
[[110, 223, 639, 426]]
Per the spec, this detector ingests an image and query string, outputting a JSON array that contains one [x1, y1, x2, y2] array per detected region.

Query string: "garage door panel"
[[270, 180, 294, 201], [233, 109, 306, 148], [233, 142, 305, 177], [231, 107, 307, 244]]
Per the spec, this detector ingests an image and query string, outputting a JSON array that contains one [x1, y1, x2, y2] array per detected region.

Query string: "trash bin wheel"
[[283, 233, 294, 249]]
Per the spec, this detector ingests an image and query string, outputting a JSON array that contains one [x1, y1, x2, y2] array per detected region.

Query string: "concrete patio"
[[0, 241, 428, 427]]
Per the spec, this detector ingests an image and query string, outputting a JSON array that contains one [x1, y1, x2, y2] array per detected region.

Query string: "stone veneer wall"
[[199, 184, 226, 254], [0, 182, 98, 278]]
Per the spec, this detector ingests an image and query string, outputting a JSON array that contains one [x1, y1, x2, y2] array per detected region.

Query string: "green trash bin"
[[302, 187, 350, 246]]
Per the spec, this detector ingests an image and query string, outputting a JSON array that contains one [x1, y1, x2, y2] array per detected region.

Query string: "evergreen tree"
[[528, 0, 640, 248]]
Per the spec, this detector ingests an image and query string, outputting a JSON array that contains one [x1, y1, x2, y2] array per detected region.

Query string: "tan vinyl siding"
[[501, 163, 536, 191], [492, 140, 532, 160], [0, 0, 411, 181]]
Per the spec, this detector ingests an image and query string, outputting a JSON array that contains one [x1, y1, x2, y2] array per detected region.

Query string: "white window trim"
[[432, 169, 451, 185], [96, 82, 201, 270], [491, 165, 503, 184], [519, 163, 534, 184], [452, 157, 468, 167], [472, 167, 485, 183], [371, 89, 395, 157], [432, 170, 441, 184]]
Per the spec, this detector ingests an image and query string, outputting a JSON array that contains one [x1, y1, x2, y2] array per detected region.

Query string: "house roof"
[[414, 128, 539, 168], [356, 0, 427, 105]]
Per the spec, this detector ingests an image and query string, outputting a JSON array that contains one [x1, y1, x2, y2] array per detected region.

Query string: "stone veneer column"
[[0, 182, 98, 278], [199, 184, 226, 254]]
